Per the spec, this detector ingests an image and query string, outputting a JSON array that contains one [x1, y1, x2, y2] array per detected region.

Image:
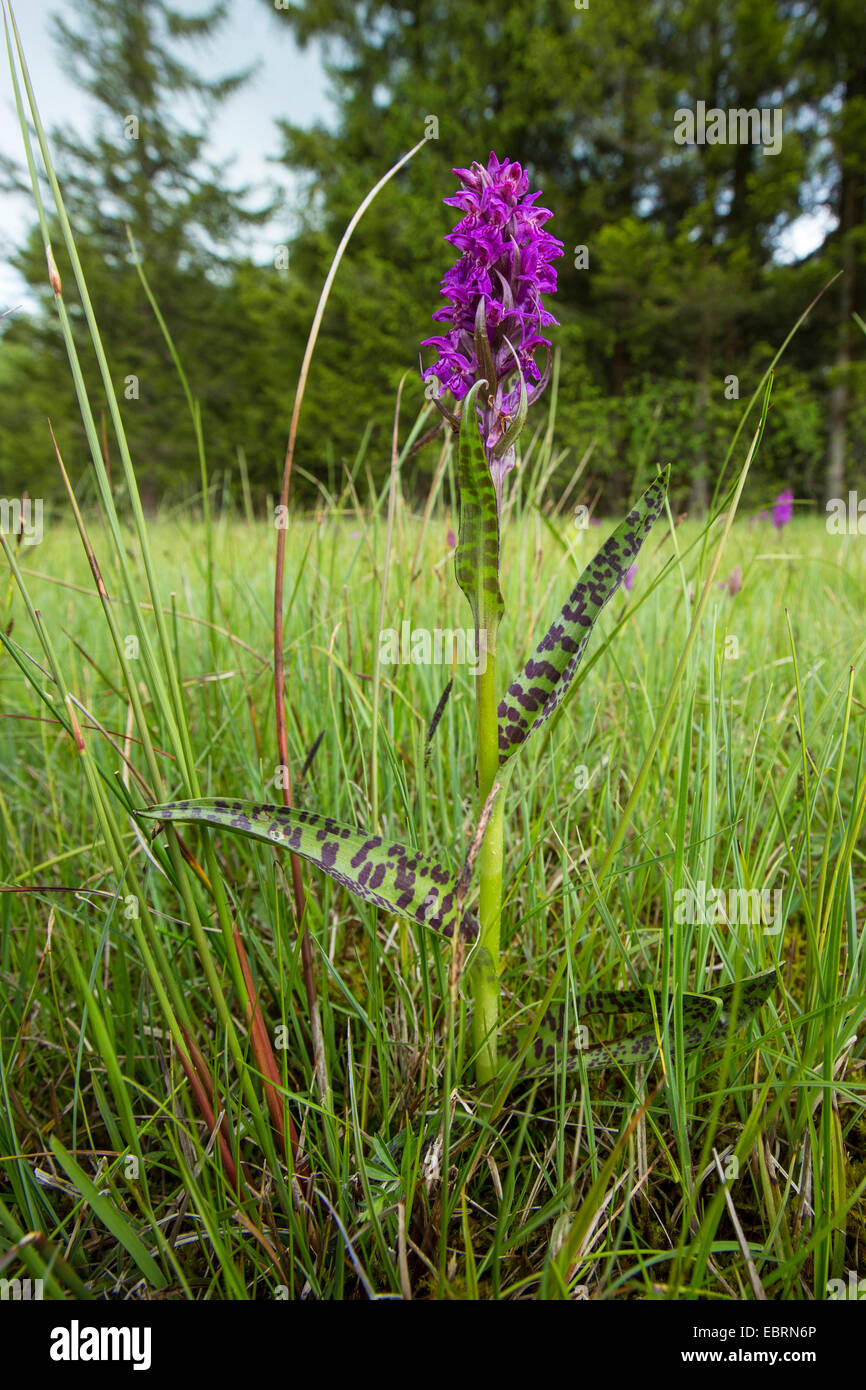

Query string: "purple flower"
[[717, 563, 742, 596], [423, 152, 563, 498], [623, 563, 638, 592], [446, 528, 456, 549], [771, 488, 794, 529]]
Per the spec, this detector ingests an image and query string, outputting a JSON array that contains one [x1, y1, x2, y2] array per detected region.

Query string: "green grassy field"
[[2, 495, 865, 1300], [2, 18, 864, 1301]]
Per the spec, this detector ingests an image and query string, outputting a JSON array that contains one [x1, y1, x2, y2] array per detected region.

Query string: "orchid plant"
[[139, 153, 773, 1089]]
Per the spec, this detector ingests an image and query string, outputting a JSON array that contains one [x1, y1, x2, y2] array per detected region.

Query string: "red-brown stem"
[[232, 924, 306, 1177], [178, 1028, 242, 1192], [273, 360, 327, 1108], [272, 138, 428, 1105]]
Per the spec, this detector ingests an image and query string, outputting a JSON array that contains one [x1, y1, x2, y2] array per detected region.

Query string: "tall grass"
[[2, 10, 865, 1300]]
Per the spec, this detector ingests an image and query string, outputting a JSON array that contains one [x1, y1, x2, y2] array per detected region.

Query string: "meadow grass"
[[2, 499, 865, 1299], [2, 9, 865, 1302]]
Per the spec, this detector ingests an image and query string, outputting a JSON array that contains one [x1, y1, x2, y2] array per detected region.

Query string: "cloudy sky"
[[1, 0, 831, 311], [0, 0, 333, 306]]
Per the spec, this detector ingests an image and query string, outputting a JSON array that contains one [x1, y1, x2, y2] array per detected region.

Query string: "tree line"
[[1, 0, 863, 515]]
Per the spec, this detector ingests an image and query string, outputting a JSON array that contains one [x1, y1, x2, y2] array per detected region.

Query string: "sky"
[[0, 0, 335, 307], [0, 0, 834, 311]]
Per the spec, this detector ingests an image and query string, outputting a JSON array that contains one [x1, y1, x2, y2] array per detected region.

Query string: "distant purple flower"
[[423, 152, 563, 500], [446, 528, 456, 549], [624, 563, 638, 592], [772, 488, 794, 529]]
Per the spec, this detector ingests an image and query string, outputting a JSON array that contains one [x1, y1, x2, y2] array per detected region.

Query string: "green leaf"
[[497, 468, 669, 765], [48, 1136, 166, 1289], [455, 379, 504, 640], [514, 969, 776, 1072], [136, 799, 479, 942]]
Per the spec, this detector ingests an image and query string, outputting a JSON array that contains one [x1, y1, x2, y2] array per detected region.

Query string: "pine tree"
[[784, 0, 866, 499], [1, 0, 275, 503], [264, 0, 823, 505]]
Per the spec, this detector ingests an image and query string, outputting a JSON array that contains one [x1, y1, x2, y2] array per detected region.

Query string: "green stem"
[[473, 623, 503, 1083]]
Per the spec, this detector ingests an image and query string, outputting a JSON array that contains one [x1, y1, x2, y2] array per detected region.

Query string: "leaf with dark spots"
[[497, 469, 669, 765], [510, 969, 776, 1073], [455, 379, 504, 641], [136, 799, 478, 942]]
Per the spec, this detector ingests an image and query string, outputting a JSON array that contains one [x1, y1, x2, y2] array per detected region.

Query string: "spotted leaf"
[[455, 379, 504, 642], [513, 969, 775, 1073], [137, 799, 479, 942], [498, 469, 669, 764]]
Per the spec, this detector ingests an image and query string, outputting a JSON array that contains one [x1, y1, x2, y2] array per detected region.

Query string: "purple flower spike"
[[423, 152, 563, 496], [771, 488, 794, 529]]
